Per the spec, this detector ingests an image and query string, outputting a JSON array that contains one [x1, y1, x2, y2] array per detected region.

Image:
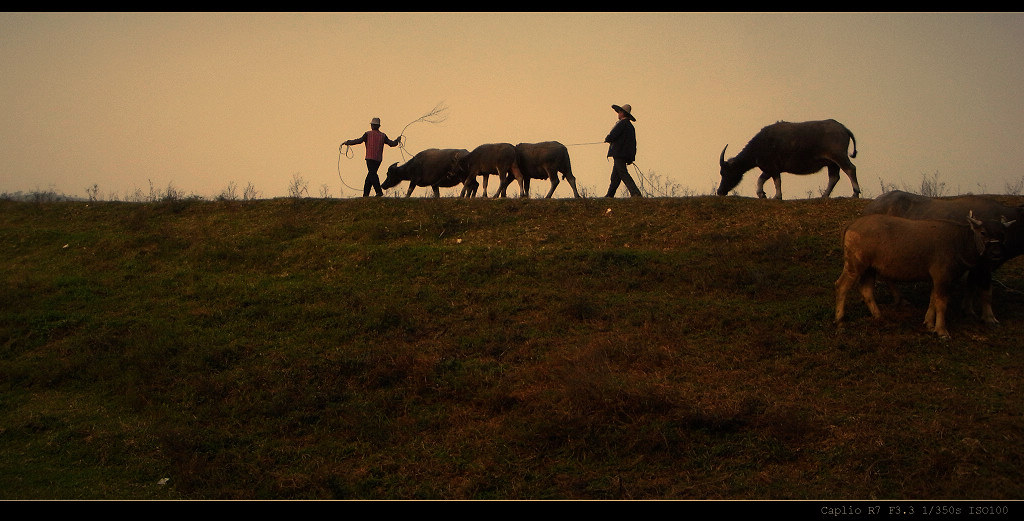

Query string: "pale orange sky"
[[2, 12, 1023, 199]]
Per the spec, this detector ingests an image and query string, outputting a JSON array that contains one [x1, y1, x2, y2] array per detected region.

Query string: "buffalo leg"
[[755, 171, 783, 199], [834, 268, 859, 323], [460, 176, 479, 197], [771, 175, 783, 199], [497, 165, 527, 198], [495, 175, 510, 198], [566, 174, 581, 198], [967, 268, 999, 325], [978, 284, 998, 325], [755, 171, 771, 198], [839, 158, 861, 198], [562, 166, 582, 198], [514, 164, 527, 197], [544, 168, 559, 198], [822, 165, 841, 198], [925, 285, 952, 338], [857, 271, 883, 319]]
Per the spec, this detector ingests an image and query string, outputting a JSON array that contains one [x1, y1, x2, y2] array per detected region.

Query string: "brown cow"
[[381, 148, 471, 198], [456, 143, 517, 198], [496, 141, 581, 198], [862, 190, 1022, 324], [834, 212, 1009, 338]]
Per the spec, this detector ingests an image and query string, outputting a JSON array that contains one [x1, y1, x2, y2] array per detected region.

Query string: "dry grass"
[[1, 195, 1022, 499]]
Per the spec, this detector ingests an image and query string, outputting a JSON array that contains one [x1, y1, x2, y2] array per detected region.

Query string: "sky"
[[2, 12, 1024, 200]]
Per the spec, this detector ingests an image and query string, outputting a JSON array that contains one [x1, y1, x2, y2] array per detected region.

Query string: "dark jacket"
[[605, 119, 636, 163]]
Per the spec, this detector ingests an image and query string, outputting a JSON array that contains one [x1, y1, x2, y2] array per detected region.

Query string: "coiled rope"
[[337, 144, 360, 192]]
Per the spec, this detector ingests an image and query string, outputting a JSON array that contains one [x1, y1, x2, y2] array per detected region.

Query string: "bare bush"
[[635, 169, 692, 197], [1005, 176, 1024, 196], [243, 182, 261, 201], [287, 173, 309, 198], [126, 186, 146, 203], [218, 181, 239, 201], [918, 170, 948, 197]]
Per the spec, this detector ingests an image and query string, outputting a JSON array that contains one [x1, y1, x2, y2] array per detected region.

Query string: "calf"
[[457, 143, 517, 198], [862, 190, 1022, 323], [834, 212, 1008, 338], [496, 141, 581, 198]]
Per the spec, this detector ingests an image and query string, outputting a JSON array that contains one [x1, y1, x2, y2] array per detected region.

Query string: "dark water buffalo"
[[717, 119, 860, 200], [862, 190, 1022, 323], [834, 212, 1009, 338], [456, 143, 517, 198], [496, 141, 581, 198], [381, 148, 471, 197]]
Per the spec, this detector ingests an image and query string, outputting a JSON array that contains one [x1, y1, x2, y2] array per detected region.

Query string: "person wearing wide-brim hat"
[[341, 117, 401, 197], [604, 104, 642, 197]]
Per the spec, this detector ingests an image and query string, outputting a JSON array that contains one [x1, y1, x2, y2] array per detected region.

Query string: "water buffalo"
[[834, 212, 1009, 338], [381, 148, 471, 198], [496, 141, 581, 198], [862, 190, 1022, 323], [717, 119, 860, 200], [456, 143, 518, 198]]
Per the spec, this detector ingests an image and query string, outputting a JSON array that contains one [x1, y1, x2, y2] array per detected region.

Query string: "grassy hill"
[[2, 195, 1023, 500]]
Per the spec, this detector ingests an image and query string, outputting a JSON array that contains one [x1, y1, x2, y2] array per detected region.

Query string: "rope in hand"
[[337, 144, 361, 192], [567, 141, 670, 197], [630, 162, 671, 197]]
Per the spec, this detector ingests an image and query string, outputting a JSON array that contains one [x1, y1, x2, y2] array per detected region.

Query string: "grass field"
[[1, 194, 1022, 500]]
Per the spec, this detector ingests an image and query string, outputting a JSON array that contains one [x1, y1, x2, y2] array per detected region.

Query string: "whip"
[[396, 101, 449, 161]]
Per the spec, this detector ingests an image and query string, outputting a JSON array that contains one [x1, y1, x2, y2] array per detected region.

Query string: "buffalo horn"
[[719, 145, 729, 167], [968, 211, 982, 226]]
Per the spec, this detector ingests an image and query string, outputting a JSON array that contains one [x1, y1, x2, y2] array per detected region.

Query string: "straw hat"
[[612, 104, 635, 122]]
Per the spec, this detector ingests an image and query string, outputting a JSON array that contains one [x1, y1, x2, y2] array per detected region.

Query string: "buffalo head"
[[716, 145, 742, 196], [380, 162, 402, 190], [969, 211, 1016, 263]]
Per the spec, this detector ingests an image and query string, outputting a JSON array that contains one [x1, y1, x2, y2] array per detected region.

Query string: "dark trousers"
[[605, 157, 642, 197], [364, 159, 383, 197]]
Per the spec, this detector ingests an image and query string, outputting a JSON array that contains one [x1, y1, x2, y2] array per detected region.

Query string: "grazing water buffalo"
[[381, 148, 471, 198], [862, 190, 1022, 323], [717, 119, 860, 200], [456, 143, 518, 198], [834, 212, 1009, 338], [496, 141, 581, 198]]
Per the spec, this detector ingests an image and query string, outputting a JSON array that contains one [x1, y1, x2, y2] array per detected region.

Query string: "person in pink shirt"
[[342, 117, 401, 197]]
